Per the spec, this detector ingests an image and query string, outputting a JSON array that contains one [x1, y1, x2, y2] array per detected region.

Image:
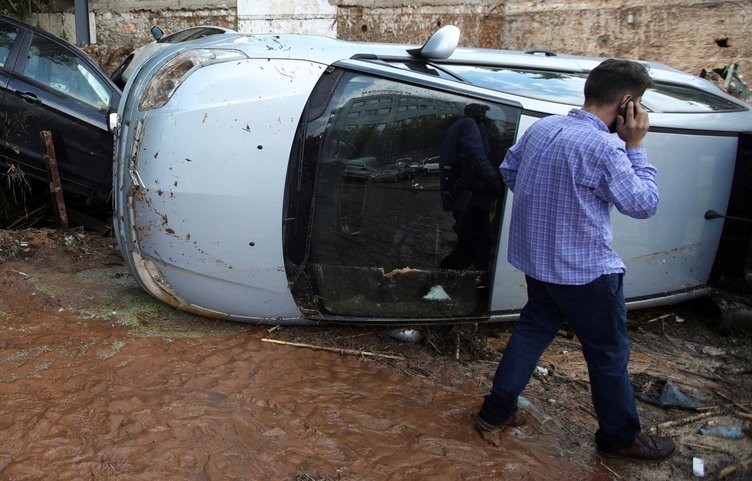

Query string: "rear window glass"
[[436, 64, 745, 113]]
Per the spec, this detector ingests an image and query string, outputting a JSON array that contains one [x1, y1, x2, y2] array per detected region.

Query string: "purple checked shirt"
[[500, 109, 659, 285]]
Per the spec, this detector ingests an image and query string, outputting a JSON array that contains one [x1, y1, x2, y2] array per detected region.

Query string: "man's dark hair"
[[584, 58, 653, 105]]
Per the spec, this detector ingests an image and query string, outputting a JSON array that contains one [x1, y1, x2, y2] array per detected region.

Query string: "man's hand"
[[616, 100, 649, 149]]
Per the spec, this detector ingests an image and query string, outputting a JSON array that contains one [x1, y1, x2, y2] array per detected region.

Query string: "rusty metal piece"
[[39, 131, 68, 229]]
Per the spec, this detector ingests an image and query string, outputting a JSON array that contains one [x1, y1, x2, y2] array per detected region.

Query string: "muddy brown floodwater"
[[2, 229, 751, 481], [0, 229, 612, 481]]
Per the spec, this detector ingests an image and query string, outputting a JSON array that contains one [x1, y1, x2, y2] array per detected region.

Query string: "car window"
[[162, 27, 225, 44], [0, 21, 19, 68], [439, 64, 745, 113], [428, 65, 588, 106], [284, 70, 520, 318], [641, 82, 744, 113], [23, 34, 111, 109]]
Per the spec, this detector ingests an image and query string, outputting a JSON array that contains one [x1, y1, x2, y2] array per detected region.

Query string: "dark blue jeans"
[[479, 274, 641, 451]]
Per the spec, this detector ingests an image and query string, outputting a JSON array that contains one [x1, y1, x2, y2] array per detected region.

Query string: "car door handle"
[[16, 91, 41, 104]]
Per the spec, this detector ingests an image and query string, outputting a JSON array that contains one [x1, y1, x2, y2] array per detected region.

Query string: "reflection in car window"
[[642, 82, 743, 113], [439, 64, 744, 113], [435, 65, 588, 106], [0, 21, 19, 68], [285, 71, 520, 318], [23, 34, 111, 109]]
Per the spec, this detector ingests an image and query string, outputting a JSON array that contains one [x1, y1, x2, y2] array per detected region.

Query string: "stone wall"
[[26, 0, 752, 90], [499, 0, 751, 84], [335, 0, 751, 86], [89, 2, 237, 73], [334, 2, 491, 47]]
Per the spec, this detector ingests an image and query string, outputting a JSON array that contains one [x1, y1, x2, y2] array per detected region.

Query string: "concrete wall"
[[237, 0, 336, 37]]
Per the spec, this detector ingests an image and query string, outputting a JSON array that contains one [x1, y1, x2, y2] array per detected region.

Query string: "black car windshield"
[[419, 64, 745, 113]]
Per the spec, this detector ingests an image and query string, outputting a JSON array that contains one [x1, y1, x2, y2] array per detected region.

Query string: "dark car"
[[0, 14, 120, 200]]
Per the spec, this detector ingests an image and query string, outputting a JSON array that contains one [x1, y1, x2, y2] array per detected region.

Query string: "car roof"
[[184, 32, 672, 77], [169, 31, 728, 101]]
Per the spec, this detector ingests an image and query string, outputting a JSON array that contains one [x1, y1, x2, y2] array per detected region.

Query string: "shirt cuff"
[[625, 147, 648, 167]]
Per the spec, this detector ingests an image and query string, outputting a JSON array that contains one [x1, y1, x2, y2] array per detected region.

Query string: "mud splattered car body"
[[112, 27, 752, 324]]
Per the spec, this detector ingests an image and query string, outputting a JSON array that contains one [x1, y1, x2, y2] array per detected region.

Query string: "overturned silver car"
[[112, 26, 752, 324]]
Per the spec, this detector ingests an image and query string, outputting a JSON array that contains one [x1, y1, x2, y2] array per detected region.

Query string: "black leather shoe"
[[598, 434, 676, 463]]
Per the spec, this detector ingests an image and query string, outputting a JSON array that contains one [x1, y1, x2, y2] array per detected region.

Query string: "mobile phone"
[[619, 96, 633, 118]]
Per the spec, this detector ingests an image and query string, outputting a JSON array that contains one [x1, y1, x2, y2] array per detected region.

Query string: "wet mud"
[[3, 229, 751, 481], [0, 230, 610, 481]]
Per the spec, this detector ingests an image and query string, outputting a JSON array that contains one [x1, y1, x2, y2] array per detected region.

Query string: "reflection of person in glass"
[[439, 103, 502, 270]]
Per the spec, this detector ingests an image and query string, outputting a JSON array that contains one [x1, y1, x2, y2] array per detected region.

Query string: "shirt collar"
[[568, 108, 609, 132]]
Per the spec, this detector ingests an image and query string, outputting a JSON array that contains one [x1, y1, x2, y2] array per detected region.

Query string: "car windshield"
[[433, 64, 745, 113]]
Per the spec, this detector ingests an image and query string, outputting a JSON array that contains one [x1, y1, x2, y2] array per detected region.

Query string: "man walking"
[[475, 59, 676, 462]]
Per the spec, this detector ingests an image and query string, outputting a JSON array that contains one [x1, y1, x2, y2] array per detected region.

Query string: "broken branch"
[[717, 456, 752, 479], [682, 441, 720, 452], [598, 459, 622, 480], [736, 412, 752, 422], [646, 313, 673, 324], [648, 410, 719, 433], [261, 338, 406, 361], [714, 389, 752, 414]]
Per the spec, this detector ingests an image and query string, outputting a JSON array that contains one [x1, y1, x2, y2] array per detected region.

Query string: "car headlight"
[[138, 49, 248, 111]]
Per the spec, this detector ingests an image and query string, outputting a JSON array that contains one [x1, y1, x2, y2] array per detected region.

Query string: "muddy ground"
[[0, 227, 750, 481]]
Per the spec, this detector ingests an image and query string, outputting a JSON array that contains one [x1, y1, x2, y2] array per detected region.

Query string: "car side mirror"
[[150, 25, 164, 41], [407, 25, 460, 60]]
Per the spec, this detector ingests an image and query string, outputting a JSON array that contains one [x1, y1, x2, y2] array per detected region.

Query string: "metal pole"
[[74, 0, 90, 44]]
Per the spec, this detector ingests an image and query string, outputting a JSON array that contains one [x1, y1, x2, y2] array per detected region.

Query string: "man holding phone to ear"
[[474, 59, 676, 462]]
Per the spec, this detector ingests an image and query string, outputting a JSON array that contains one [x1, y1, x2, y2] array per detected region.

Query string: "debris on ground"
[[701, 62, 751, 102], [1, 227, 750, 480]]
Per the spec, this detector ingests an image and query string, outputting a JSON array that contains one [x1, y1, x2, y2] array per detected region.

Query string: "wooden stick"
[[682, 441, 720, 452], [736, 412, 752, 421], [645, 313, 673, 323], [648, 410, 719, 433], [680, 367, 723, 384], [261, 338, 406, 361], [714, 389, 752, 414], [721, 367, 752, 375], [599, 459, 622, 480], [717, 456, 752, 479], [39, 130, 68, 229]]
